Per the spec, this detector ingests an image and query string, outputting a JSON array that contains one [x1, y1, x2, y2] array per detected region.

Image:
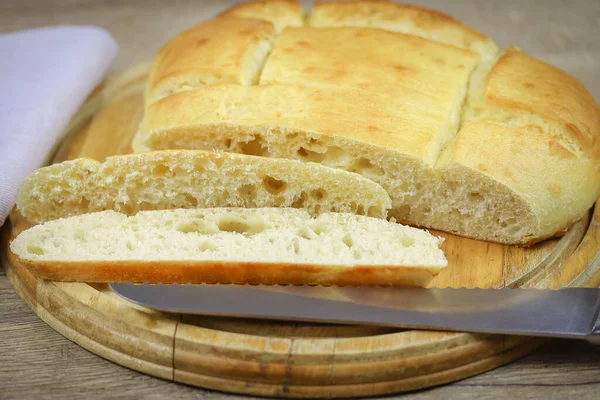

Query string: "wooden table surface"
[[1, 1, 600, 399]]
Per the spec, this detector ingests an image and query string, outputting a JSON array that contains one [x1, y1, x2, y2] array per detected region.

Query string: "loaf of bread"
[[16, 150, 391, 224], [133, 0, 600, 245], [10, 208, 447, 286]]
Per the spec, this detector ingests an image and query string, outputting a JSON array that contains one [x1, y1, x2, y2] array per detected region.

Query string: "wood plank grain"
[[550, 204, 600, 289], [4, 273, 600, 400], [77, 89, 145, 160], [504, 213, 590, 288], [34, 280, 177, 380], [428, 232, 504, 289], [186, 315, 397, 337]]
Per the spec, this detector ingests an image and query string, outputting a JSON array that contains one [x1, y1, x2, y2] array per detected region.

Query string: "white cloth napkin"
[[0, 25, 118, 226]]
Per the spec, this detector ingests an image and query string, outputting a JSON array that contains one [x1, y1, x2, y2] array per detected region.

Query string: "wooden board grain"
[[3, 63, 600, 399]]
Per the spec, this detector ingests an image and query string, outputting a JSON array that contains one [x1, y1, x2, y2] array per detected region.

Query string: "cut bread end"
[[16, 150, 392, 224], [10, 208, 447, 287]]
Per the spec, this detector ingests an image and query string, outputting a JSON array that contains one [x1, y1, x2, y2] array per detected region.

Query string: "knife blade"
[[110, 283, 600, 342]]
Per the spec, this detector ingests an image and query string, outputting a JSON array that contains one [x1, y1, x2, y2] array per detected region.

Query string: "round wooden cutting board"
[[3, 63, 600, 399]]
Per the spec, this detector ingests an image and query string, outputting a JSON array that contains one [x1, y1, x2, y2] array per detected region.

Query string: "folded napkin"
[[0, 25, 118, 226]]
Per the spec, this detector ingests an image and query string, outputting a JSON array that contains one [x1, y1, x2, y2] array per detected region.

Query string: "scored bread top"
[[218, 0, 305, 32], [142, 83, 459, 164], [16, 150, 392, 224], [146, 17, 276, 104], [258, 26, 479, 164], [473, 48, 600, 159], [134, 0, 600, 245], [308, 1, 491, 52]]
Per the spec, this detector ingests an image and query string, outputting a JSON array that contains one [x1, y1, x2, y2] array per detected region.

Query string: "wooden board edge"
[[174, 333, 531, 385], [35, 298, 174, 381], [173, 339, 546, 398], [33, 278, 176, 371], [564, 201, 600, 288], [505, 210, 592, 288]]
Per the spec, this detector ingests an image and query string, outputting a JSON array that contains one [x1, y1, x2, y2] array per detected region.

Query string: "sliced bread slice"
[[16, 150, 391, 224], [10, 208, 447, 286]]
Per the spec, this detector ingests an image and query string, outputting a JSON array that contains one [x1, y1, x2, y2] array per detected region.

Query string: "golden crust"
[[262, 25, 479, 89], [438, 120, 600, 240], [308, 0, 494, 54], [145, 16, 276, 104], [480, 48, 600, 160], [217, 0, 305, 31], [142, 83, 448, 163], [259, 26, 478, 159], [16, 257, 440, 287]]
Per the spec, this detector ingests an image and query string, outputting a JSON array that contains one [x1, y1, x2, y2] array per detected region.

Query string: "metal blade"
[[110, 283, 600, 340]]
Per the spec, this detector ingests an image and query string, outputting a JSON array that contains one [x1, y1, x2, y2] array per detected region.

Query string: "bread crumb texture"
[[11, 208, 446, 267], [132, 0, 600, 245], [16, 150, 391, 223]]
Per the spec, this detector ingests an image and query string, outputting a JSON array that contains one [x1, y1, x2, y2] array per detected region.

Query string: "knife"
[[110, 283, 600, 343]]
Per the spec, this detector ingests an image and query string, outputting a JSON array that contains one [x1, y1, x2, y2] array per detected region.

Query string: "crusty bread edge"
[[13, 256, 443, 287], [395, 217, 572, 247]]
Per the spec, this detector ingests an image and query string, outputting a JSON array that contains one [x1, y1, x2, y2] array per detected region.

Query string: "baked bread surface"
[[134, 0, 600, 244]]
